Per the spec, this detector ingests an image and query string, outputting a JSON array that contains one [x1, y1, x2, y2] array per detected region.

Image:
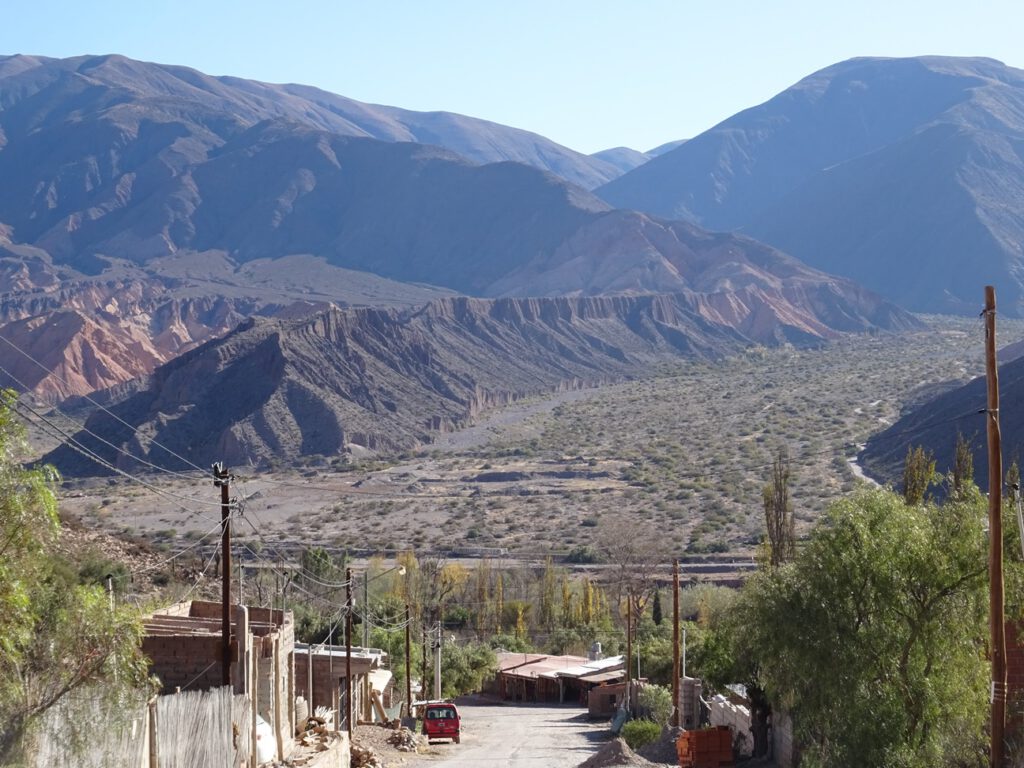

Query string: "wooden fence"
[[30, 686, 252, 768]]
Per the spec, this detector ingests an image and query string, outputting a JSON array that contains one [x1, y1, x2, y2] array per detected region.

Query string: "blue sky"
[[2, 1, 1021, 154]]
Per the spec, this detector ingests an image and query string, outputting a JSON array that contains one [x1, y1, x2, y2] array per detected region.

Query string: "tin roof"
[[497, 654, 590, 680]]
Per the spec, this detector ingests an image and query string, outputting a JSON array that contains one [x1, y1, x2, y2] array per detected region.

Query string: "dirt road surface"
[[403, 697, 611, 768]]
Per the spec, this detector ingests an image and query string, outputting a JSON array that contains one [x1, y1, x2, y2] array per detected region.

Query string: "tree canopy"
[[726, 487, 992, 767], [0, 391, 150, 758]]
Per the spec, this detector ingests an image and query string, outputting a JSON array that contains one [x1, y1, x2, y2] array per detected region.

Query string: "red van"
[[422, 702, 461, 744]]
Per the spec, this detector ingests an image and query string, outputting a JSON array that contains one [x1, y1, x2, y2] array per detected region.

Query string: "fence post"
[[274, 636, 284, 762], [251, 646, 259, 768], [147, 698, 158, 768]]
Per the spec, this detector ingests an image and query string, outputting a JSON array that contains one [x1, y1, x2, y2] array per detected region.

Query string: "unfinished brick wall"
[[143, 635, 223, 694], [295, 652, 367, 725]]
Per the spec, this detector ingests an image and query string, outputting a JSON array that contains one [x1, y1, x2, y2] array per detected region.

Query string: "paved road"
[[404, 697, 611, 768]]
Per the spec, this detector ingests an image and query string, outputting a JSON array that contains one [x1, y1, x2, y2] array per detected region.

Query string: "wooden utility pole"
[[672, 559, 680, 728], [213, 463, 232, 688], [405, 604, 412, 717], [434, 622, 442, 701], [985, 285, 1007, 767], [625, 598, 632, 711], [345, 567, 353, 739], [421, 625, 428, 702]]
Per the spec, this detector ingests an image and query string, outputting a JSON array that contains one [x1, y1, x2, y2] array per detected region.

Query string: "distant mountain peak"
[[598, 55, 1024, 316]]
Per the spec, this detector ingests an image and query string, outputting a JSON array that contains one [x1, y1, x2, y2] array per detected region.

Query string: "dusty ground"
[[398, 697, 617, 768]]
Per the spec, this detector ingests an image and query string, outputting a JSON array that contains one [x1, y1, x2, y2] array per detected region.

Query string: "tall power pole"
[[672, 559, 680, 727], [213, 463, 232, 688], [625, 598, 632, 712], [405, 604, 412, 716], [434, 623, 442, 701], [345, 568, 353, 738], [985, 285, 1006, 767]]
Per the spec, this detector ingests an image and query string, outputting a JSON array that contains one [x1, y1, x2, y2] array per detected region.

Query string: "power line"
[[0, 333, 208, 473], [134, 519, 229, 575], [0, 361, 204, 482], [9, 398, 225, 515]]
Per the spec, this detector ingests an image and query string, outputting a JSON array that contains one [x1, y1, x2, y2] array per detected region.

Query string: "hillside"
[[859, 351, 1024, 492], [0, 53, 919, 402], [0, 243, 452, 402], [0, 53, 625, 190], [45, 288, 920, 475], [598, 56, 1024, 316]]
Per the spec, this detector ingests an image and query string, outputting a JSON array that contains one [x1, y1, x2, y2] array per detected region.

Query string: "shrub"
[[638, 683, 673, 723], [621, 719, 661, 750]]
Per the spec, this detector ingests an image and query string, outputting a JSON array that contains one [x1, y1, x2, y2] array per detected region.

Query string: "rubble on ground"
[[349, 721, 423, 767], [637, 725, 685, 764], [578, 737, 657, 767], [386, 726, 422, 752], [351, 741, 385, 768], [296, 721, 333, 752]]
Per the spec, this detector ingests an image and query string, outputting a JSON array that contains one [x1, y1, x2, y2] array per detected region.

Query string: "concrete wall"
[[709, 694, 752, 757]]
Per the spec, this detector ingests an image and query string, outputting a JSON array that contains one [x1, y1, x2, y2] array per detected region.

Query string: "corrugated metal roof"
[[495, 652, 550, 672], [541, 655, 626, 679], [577, 670, 623, 684], [499, 655, 590, 679]]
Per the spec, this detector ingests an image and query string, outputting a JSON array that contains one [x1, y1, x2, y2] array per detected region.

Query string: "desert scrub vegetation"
[[66, 316, 1024, 558]]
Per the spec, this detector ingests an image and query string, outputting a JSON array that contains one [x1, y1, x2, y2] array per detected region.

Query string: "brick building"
[[143, 600, 296, 760]]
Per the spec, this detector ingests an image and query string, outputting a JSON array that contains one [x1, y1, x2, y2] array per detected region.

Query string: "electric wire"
[[0, 333, 208, 474], [0, 360, 205, 482], [9, 397, 225, 515], [134, 519, 229, 575]]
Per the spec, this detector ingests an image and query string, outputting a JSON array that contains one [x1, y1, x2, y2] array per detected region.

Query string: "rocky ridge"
[[46, 289, 918, 475]]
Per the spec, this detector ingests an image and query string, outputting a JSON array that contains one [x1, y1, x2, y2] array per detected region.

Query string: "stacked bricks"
[[676, 726, 735, 768]]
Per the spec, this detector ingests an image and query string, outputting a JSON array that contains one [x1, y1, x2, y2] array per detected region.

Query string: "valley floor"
[[53, 315, 1021, 567]]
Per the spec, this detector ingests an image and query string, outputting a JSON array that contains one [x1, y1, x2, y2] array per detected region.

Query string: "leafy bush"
[[637, 683, 673, 723], [440, 642, 496, 698], [565, 545, 602, 564], [621, 719, 661, 750]]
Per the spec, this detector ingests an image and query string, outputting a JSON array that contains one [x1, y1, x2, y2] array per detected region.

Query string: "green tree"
[[651, 590, 663, 626], [538, 557, 557, 631], [949, 431, 975, 499], [762, 446, 795, 567], [440, 642, 496, 699], [902, 445, 937, 505], [730, 488, 990, 767], [638, 683, 673, 725], [0, 392, 149, 756]]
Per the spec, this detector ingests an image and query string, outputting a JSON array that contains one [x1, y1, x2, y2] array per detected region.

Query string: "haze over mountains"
[[599, 56, 1024, 316], [0, 53, 627, 190], [0, 52, 916, 419]]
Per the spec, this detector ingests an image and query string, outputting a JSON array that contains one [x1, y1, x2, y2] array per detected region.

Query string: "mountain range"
[[599, 56, 1024, 316], [0, 52, 917, 413], [46, 290, 919, 475]]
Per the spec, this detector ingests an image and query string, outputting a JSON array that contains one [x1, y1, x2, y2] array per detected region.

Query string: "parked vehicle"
[[422, 701, 461, 744]]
